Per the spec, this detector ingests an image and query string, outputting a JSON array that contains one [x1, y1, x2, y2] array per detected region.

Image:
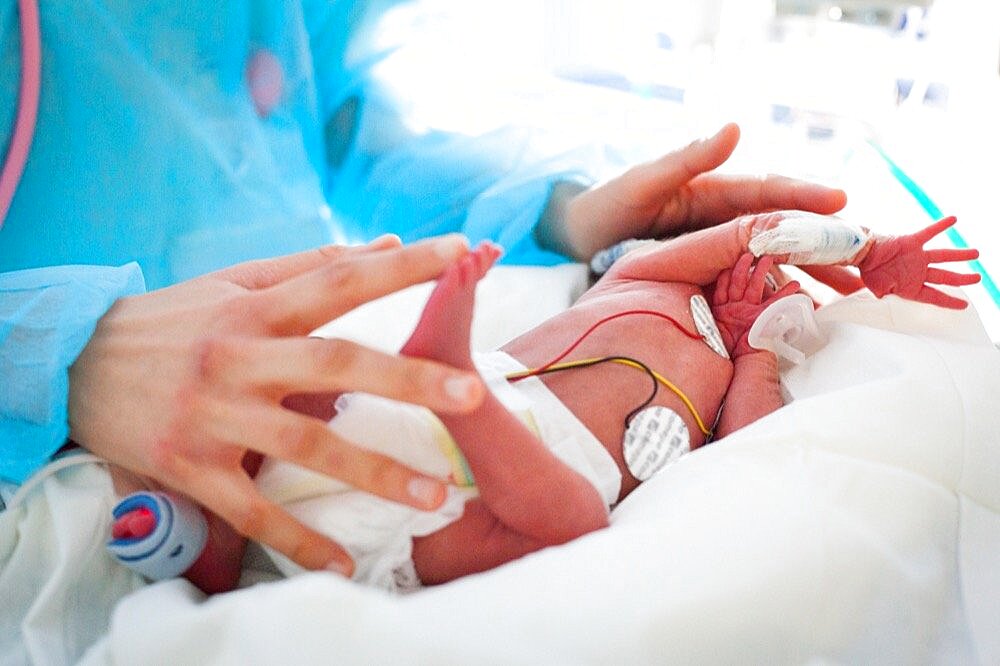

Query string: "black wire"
[[519, 355, 660, 428]]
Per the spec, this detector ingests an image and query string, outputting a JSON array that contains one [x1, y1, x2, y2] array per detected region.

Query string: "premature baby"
[[108, 212, 980, 592]]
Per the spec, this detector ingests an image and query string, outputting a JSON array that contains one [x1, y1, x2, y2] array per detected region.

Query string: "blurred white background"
[[371, 0, 1000, 333]]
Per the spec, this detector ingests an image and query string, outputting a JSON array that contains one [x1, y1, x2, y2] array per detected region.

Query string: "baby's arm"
[[715, 352, 781, 440], [603, 211, 979, 309], [402, 244, 609, 584], [709, 255, 797, 438]]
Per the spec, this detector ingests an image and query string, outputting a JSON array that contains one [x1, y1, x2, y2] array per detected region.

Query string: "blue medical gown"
[[0, 0, 589, 482]]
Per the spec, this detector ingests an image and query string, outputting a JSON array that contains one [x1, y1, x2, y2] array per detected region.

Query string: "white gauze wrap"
[[747, 212, 870, 265]]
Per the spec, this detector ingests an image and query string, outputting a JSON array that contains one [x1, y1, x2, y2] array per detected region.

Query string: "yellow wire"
[[506, 358, 713, 437]]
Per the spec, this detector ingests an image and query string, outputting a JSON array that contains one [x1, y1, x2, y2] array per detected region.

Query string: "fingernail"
[[408, 477, 446, 508], [444, 375, 478, 403], [326, 558, 353, 577], [368, 233, 401, 248], [432, 234, 470, 261]]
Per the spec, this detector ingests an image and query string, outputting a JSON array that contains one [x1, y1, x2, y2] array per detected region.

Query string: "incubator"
[[1, 3, 998, 663]]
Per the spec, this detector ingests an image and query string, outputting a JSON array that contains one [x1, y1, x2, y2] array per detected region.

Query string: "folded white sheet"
[[74, 289, 1000, 665], [0, 459, 144, 665]]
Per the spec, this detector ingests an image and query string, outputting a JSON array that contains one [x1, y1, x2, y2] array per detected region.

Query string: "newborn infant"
[[108, 212, 980, 592]]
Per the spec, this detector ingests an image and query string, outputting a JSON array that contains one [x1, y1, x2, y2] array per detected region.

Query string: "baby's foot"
[[400, 241, 502, 369], [183, 510, 247, 593]]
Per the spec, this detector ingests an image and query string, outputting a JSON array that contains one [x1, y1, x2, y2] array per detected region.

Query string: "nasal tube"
[[747, 294, 825, 364]]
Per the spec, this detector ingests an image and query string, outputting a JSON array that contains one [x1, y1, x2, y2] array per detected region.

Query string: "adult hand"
[[68, 234, 484, 576], [545, 123, 848, 262]]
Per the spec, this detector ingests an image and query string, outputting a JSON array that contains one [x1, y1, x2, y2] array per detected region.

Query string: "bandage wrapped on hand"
[[746, 211, 872, 266]]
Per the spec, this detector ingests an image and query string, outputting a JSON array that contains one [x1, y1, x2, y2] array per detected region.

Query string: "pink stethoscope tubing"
[[0, 0, 41, 229]]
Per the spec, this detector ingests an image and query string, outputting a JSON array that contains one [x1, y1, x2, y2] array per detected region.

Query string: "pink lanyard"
[[0, 0, 41, 229]]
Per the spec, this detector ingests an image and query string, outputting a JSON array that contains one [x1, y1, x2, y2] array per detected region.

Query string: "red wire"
[[509, 309, 701, 382]]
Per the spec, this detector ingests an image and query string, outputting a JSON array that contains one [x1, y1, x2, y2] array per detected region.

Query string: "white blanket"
[[3, 266, 998, 665]]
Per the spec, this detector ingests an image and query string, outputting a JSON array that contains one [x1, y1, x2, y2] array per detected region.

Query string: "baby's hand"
[[859, 216, 980, 309], [710, 254, 801, 357]]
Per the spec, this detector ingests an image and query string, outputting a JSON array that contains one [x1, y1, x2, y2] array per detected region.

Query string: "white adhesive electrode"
[[747, 294, 825, 364], [748, 213, 869, 265], [690, 294, 730, 359], [623, 406, 690, 481]]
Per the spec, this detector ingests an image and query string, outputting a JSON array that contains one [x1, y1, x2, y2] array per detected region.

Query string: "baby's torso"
[[502, 279, 734, 500]]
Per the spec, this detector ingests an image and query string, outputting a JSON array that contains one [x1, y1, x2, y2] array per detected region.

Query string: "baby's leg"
[[401, 243, 609, 578]]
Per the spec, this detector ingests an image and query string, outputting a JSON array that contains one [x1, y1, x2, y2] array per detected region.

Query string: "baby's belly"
[[502, 280, 733, 498]]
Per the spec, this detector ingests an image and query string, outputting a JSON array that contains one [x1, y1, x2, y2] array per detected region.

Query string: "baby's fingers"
[[915, 285, 971, 310], [763, 279, 802, 305], [713, 269, 731, 305], [926, 267, 982, 287], [727, 253, 755, 301], [190, 469, 355, 575], [745, 255, 775, 303], [925, 248, 979, 264], [914, 215, 958, 245]]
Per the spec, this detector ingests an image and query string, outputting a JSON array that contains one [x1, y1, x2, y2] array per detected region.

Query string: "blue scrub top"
[[0, 0, 589, 482]]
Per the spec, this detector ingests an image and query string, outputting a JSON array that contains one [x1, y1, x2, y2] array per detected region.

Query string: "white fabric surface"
[[3, 264, 998, 665], [0, 459, 144, 666]]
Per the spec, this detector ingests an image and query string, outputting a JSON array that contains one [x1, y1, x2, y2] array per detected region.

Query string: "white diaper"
[[256, 351, 621, 592]]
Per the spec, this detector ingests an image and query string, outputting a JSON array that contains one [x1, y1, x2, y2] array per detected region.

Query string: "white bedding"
[[3, 265, 998, 665]]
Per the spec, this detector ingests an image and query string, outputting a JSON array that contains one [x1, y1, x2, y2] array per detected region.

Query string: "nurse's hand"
[[68, 234, 484, 578], [544, 123, 849, 262]]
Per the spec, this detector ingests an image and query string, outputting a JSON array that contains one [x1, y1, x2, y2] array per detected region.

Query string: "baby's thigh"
[[412, 499, 542, 585]]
